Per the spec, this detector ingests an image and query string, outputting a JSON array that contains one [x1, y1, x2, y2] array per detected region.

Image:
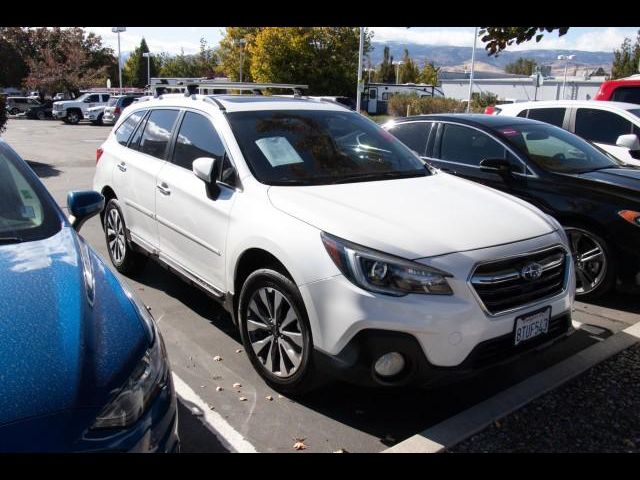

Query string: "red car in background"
[[594, 76, 640, 104]]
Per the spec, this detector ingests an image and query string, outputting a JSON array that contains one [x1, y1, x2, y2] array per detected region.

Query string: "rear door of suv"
[[154, 109, 238, 292]]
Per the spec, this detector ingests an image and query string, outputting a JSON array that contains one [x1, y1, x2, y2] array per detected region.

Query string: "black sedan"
[[384, 114, 640, 299], [25, 100, 53, 120]]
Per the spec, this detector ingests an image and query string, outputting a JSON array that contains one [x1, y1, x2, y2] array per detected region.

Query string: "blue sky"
[[87, 27, 639, 56]]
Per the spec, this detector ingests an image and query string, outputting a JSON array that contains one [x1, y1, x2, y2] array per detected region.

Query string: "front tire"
[[238, 269, 317, 395], [564, 225, 616, 300], [37, 110, 46, 120], [66, 110, 81, 124], [104, 199, 147, 275]]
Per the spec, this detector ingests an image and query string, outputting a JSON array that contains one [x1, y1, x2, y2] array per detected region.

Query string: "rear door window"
[[115, 110, 147, 146], [526, 108, 566, 127], [575, 108, 634, 145], [138, 109, 180, 159]]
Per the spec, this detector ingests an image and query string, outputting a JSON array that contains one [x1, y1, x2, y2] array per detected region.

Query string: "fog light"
[[374, 352, 405, 377]]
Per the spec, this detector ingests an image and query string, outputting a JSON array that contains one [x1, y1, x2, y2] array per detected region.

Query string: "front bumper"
[[299, 232, 575, 386], [52, 110, 66, 119]]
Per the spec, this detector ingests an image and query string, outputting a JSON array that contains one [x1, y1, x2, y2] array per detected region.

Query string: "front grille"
[[470, 246, 568, 315]]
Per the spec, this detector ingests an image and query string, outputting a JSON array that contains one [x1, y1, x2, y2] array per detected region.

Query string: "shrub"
[[0, 96, 6, 135], [470, 91, 499, 113], [387, 93, 466, 117]]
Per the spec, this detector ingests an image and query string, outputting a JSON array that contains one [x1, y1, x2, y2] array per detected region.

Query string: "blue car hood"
[[0, 227, 149, 429]]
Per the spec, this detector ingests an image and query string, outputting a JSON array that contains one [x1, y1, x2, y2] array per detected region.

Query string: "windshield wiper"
[[329, 170, 427, 184], [0, 236, 23, 245]]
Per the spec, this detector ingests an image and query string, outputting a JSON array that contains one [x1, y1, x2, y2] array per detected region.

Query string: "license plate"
[[514, 306, 551, 346]]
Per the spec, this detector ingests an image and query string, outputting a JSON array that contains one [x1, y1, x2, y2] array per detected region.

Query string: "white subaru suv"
[[93, 92, 575, 393]]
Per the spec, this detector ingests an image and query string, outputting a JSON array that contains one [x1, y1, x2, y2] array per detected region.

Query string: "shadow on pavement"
[[584, 288, 640, 315], [177, 400, 229, 453], [26, 160, 62, 178]]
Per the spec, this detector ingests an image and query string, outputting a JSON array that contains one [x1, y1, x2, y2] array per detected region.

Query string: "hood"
[[268, 172, 555, 259], [0, 228, 149, 427], [572, 167, 640, 191]]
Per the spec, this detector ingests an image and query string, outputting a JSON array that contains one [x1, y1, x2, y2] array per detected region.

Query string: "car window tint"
[[387, 122, 431, 156], [440, 124, 508, 166], [122, 97, 135, 108], [517, 109, 528, 118], [526, 108, 565, 127], [138, 109, 179, 159], [611, 86, 640, 104], [173, 112, 227, 171], [575, 108, 633, 145], [115, 110, 146, 146], [87, 94, 100, 103]]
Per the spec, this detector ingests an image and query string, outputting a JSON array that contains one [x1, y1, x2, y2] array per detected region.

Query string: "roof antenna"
[[186, 84, 198, 97]]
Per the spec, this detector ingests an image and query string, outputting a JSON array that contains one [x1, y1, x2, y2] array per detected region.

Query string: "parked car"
[[0, 139, 179, 452], [103, 94, 145, 125], [53, 92, 111, 124], [310, 96, 357, 110], [493, 100, 640, 167], [594, 76, 640, 104], [93, 94, 574, 393], [86, 105, 107, 125], [25, 100, 53, 120], [6, 96, 41, 115], [53, 92, 73, 102], [384, 113, 640, 298]]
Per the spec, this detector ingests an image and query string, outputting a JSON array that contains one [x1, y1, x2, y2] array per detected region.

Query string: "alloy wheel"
[[246, 287, 304, 378], [565, 227, 607, 295], [106, 208, 126, 265]]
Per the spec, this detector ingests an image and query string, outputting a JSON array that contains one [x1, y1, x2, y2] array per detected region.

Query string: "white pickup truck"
[[52, 92, 111, 124]]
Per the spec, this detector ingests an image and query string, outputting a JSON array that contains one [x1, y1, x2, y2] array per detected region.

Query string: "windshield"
[[226, 110, 429, 185], [107, 97, 119, 107], [493, 123, 624, 173], [0, 143, 61, 243], [630, 109, 640, 120]]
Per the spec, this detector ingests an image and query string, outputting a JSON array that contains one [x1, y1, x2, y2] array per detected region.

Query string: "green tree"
[[375, 45, 395, 83], [612, 30, 640, 79], [479, 27, 570, 55], [249, 27, 371, 97], [158, 49, 203, 78], [419, 61, 439, 85], [470, 91, 499, 111], [218, 27, 263, 81], [398, 48, 420, 83], [505, 57, 538, 75], [123, 38, 158, 88]]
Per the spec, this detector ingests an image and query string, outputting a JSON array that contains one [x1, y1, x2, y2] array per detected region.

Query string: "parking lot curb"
[[383, 321, 640, 453]]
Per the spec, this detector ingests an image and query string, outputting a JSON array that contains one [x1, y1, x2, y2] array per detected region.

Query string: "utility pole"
[[238, 39, 247, 82], [112, 27, 126, 94], [466, 26, 478, 113], [142, 52, 151, 87], [558, 54, 575, 99], [356, 27, 364, 113]]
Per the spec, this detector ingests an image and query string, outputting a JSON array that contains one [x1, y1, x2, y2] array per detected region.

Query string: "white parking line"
[[172, 374, 258, 453]]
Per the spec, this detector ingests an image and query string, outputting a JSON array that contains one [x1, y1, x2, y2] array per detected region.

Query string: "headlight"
[[91, 282, 168, 429], [321, 232, 453, 296], [545, 214, 570, 247]]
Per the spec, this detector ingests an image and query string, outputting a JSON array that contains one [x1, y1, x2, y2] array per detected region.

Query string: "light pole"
[[237, 39, 247, 82], [466, 26, 478, 113], [142, 52, 152, 88], [112, 27, 126, 93], [356, 27, 364, 113], [558, 54, 575, 99]]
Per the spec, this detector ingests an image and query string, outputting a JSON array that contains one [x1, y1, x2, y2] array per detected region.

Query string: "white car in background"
[[494, 100, 640, 167], [86, 105, 107, 126], [52, 92, 111, 124], [93, 92, 574, 393]]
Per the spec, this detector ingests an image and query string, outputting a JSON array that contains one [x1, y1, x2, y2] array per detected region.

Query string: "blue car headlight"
[[91, 282, 169, 430]]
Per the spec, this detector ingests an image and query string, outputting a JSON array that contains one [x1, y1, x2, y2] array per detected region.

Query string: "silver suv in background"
[[103, 94, 144, 125]]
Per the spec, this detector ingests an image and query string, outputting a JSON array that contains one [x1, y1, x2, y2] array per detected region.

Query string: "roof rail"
[[149, 77, 308, 96]]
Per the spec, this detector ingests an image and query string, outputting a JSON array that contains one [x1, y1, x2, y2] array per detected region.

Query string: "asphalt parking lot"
[[4, 117, 640, 453]]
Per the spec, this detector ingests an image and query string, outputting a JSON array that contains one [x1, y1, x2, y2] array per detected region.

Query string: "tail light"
[[114, 106, 121, 115], [96, 147, 104, 164], [484, 106, 501, 115]]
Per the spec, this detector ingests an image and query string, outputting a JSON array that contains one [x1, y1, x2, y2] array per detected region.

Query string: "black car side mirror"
[[479, 158, 512, 175]]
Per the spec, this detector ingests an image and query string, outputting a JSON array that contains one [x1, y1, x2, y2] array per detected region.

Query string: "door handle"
[[117, 162, 127, 172], [156, 183, 171, 196]]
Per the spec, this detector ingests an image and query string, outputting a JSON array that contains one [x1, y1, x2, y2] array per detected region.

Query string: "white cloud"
[[371, 27, 475, 46], [87, 27, 202, 55]]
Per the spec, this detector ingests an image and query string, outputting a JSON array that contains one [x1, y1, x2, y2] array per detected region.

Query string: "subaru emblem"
[[521, 262, 543, 281]]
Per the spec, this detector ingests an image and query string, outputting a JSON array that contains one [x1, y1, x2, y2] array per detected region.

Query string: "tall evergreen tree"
[[612, 30, 640, 79]]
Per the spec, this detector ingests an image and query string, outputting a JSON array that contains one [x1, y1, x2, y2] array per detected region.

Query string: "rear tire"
[[36, 110, 46, 120], [103, 199, 147, 275], [238, 269, 319, 395], [10, 107, 20, 115], [96, 113, 103, 126]]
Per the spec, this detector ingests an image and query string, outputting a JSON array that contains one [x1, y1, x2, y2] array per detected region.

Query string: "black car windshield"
[[629, 109, 640, 120], [227, 109, 429, 185], [493, 123, 624, 173], [0, 143, 61, 243]]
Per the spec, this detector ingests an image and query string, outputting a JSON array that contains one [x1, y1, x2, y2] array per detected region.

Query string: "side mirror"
[[479, 158, 512, 174], [192, 157, 219, 184], [616, 134, 640, 151], [67, 190, 104, 232]]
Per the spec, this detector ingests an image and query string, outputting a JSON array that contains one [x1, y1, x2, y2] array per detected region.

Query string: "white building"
[[440, 75, 607, 102]]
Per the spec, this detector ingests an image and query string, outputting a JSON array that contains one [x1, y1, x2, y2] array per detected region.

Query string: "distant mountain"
[[368, 42, 614, 73]]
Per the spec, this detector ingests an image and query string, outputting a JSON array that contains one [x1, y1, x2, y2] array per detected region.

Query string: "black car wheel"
[[96, 113, 104, 126], [564, 225, 616, 299], [36, 110, 46, 120], [238, 269, 318, 395], [10, 107, 20, 115], [103, 199, 147, 275]]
